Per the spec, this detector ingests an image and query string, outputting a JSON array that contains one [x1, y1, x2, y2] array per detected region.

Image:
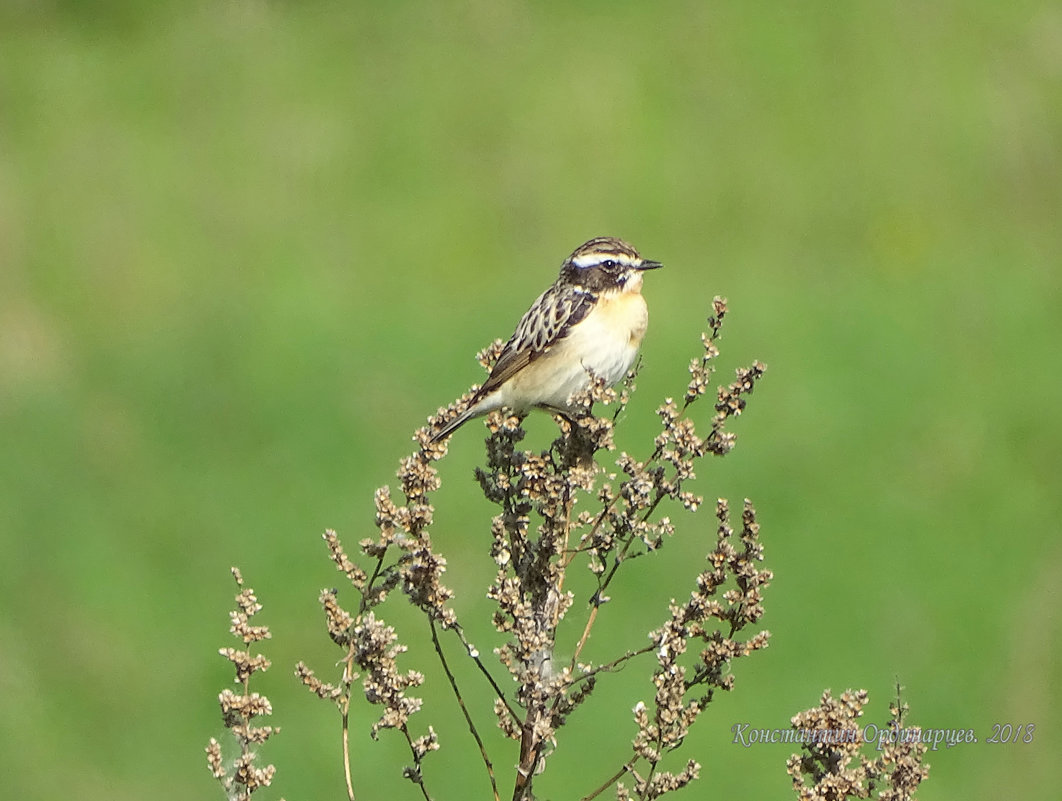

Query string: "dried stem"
[[430, 618, 501, 801], [341, 657, 357, 801], [582, 759, 637, 801]]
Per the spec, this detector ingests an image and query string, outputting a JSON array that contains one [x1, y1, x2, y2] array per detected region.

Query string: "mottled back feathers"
[[475, 284, 594, 399]]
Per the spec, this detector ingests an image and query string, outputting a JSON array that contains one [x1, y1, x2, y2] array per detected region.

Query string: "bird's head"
[[559, 236, 663, 294]]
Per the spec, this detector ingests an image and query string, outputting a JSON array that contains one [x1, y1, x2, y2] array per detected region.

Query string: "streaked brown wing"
[[476, 285, 596, 398]]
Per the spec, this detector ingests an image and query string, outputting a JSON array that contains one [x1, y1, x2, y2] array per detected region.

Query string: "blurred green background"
[[2, 2, 1059, 799]]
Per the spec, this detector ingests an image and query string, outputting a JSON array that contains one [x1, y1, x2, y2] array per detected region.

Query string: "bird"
[[430, 236, 662, 442]]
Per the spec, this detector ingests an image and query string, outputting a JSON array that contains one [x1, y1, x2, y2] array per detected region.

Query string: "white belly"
[[500, 290, 648, 412]]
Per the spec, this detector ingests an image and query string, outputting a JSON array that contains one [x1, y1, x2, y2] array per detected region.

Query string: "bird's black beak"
[[637, 259, 663, 271]]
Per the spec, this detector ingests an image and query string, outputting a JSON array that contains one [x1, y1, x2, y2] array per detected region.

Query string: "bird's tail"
[[429, 406, 478, 443]]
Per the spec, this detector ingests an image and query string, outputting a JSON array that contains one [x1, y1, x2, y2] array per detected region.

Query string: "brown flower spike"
[[206, 568, 283, 801]]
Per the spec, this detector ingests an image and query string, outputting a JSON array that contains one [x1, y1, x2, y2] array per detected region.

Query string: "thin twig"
[[341, 657, 357, 801], [592, 490, 667, 599], [431, 619, 500, 801], [359, 552, 389, 614], [342, 707, 356, 801], [570, 604, 599, 666], [397, 724, 434, 801], [451, 622, 521, 723], [581, 758, 637, 801], [569, 644, 655, 685]]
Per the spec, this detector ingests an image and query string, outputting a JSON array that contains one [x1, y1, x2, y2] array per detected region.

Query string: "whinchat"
[[431, 236, 662, 442]]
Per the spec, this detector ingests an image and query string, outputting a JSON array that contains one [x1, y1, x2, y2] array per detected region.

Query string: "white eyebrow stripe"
[[572, 252, 638, 269]]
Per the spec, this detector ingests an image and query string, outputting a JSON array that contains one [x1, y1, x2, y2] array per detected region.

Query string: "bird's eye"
[[602, 259, 617, 269]]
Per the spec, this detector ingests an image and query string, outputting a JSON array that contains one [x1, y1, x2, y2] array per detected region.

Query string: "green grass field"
[[2, 2, 1059, 799]]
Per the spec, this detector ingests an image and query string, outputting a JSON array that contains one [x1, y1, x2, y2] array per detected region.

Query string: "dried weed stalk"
[[206, 567, 284, 801], [787, 686, 930, 801], [297, 297, 771, 801]]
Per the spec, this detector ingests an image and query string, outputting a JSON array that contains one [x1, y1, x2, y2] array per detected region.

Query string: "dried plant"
[[206, 567, 284, 801], [294, 297, 772, 801], [787, 686, 930, 801], [203, 296, 935, 800]]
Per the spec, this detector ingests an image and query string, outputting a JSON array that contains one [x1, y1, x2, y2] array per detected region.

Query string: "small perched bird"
[[431, 236, 662, 442]]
